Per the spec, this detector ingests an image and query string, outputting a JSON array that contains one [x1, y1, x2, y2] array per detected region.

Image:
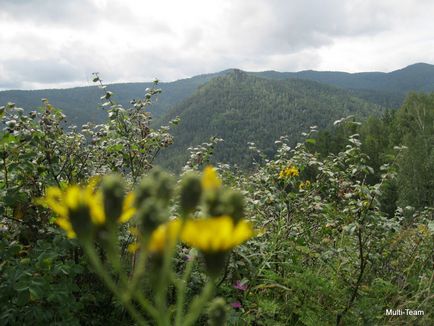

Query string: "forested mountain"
[[157, 70, 384, 169], [284, 63, 434, 93], [253, 63, 434, 107], [0, 71, 225, 126], [1, 63, 433, 127]]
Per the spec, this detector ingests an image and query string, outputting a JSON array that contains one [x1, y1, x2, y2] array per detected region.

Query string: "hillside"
[[1, 63, 433, 127], [0, 72, 225, 126], [157, 70, 384, 169], [253, 63, 434, 107]]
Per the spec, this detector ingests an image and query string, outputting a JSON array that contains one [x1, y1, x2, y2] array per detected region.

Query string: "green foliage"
[[0, 234, 124, 325], [312, 92, 434, 211], [0, 80, 176, 325], [215, 131, 433, 325]]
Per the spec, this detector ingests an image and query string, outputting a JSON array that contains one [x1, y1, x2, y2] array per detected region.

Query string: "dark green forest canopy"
[[157, 71, 384, 169]]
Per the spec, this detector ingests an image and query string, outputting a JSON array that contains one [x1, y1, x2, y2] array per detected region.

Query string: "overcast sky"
[[1, 0, 433, 90]]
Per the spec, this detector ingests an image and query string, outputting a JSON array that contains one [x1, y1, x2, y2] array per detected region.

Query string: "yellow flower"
[[181, 216, 254, 253], [41, 185, 103, 238], [279, 165, 299, 179], [127, 242, 140, 253], [202, 166, 222, 191], [148, 219, 182, 253], [126, 219, 182, 254], [39, 182, 136, 238], [298, 180, 311, 190], [119, 192, 136, 223]]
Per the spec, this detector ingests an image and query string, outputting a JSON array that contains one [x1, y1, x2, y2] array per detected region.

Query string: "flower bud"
[[101, 174, 125, 224], [207, 297, 228, 326], [179, 173, 202, 215], [222, 190, 245, 223], [204, 191, 225, 217], [153, 169, 174, 204], [135, 169, 174, 206], [137, 199, 167, 237], [69, 205, 94, 243]]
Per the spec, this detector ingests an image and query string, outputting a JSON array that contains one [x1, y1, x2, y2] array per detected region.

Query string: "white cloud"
[[0, 0, 433, 89]]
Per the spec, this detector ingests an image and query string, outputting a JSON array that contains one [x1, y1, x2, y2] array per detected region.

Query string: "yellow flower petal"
[[148, 219, 182, 253], [89, 191, 105, 225], [65, 186, 82, 211], [119, 192, 136, 223], [181, 216, 254, 252], [128, 242, 140, 253], [43, 187, 68, 217], [55, 217, 76, 238], [202, 166, 222, 191]]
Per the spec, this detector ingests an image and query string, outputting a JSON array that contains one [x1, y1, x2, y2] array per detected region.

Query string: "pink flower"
[[231, 301, 242, 309], [233, 280, 248, 291]]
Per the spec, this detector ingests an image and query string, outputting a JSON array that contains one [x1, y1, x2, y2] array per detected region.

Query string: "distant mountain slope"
[[0, 71, 226, 126], [157, 70, 384, 169], [1, 63, 432, 126], [252, 63, 434, 107], [254, 63, 434, 92]]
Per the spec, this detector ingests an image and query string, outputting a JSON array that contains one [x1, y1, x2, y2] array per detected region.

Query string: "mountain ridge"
[[156, 71, 385, 169], [1, 63, 433, 127]]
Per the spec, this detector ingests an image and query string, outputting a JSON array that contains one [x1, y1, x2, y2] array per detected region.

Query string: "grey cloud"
[[1, 0, 433, 89], [3, 59, 82, 84], [0, 0, 134, 28], [220, 0, 392, 56], [0, 0, 97, 25]]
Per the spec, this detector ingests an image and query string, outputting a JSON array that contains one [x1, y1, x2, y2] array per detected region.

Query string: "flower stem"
[[182, 279, 215, 326], [174, 255, 195, 326], [84, 244, 148, 326]]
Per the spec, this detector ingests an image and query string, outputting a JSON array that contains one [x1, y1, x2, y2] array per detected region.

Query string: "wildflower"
[[127, 242, 140, 253], [181, 216, 255, 277], [147, 219, 182, 253], [202, 166, 222, 191], [230, 301, 242, 309], [126, 219, 182, 254], [234, 280, 248, 291], [119, 192, 136, 223], [181, 216, 254, 253], [279, 165, 299, 179], [298, 180, 311, 190], [39, 181, 136, 240]]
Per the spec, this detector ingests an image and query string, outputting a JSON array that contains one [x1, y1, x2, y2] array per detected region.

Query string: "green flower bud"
[[135, 168, 174, 206], [135, 177, 155, 207], [222, 190, 245, 223], [153, 170, 174, 204], [207, 298, 228, 326], [137, 199, 167, 237], [69, 205, 94, 243], [101, 174, 125, 224], [179, 173, 202, 215], [204, 191, 225, 217]]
